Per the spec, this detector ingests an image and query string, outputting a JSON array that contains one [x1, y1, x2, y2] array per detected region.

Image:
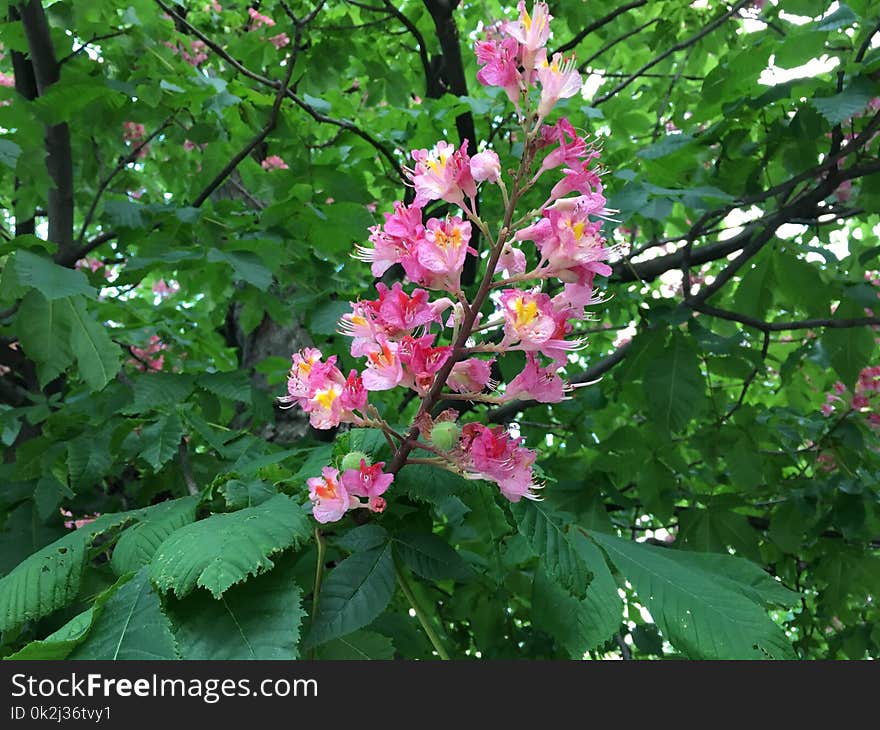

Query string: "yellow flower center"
[[315, 387, 339, 410], [514, 298, 538, 328]]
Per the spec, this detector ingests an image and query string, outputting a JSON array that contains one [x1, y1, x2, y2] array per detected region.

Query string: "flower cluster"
[[821, 366, 880, 430], [284, 2, 614, 523]]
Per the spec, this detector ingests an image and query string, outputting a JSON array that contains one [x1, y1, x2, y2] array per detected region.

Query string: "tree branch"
[[555, 1, 648, 56], [20, 0, 75, 261], [592, 0, 750, 106]]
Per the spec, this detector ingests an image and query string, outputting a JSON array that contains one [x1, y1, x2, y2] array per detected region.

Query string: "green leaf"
[[69, 568, 178, 660], [532, 531, 623, 656], [111, 496, 200, 575], [396, 464, 469, 504], [219, 478, 277, 510], [5, 251, 94, 300], [126, 373, 196, 413], [65, 297, 121, 391], [139, 413, 184, 470], [149, 494, 311, 599], [67, 427, 112, 491], [393, 531, 473, 581], [5, 575, 130, 660], [511, 501, 592, 599], [304, 542, 395, 648], [589, 532, 796, 659], [643, 332, 706, 433], [337, 524, 389, 552], [103, 199, 145, 228], [197, 370, 252, 403], [169, 555, 305, 660], [314, 630, 395, 659], [823, 325, 874, 386], [0, 139, 22, 168], [15, 291, 75, 386], [811, 82, 874, 125], [0, 511, 136, 632], [207, 248, 273, 290]]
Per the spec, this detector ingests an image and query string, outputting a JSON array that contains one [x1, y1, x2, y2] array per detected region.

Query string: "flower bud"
[[340, 450, 370, 472], [470, 150, 501, 183], [430, 422, 461, 451]]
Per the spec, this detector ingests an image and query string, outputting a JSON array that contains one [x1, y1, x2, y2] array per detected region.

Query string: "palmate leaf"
[[0, 511, 135, 632], [511, 501, 591, 599], [642, 331, 706, 433], [5, 574, 131, 660], [65, 296, 121, 392], [111, 496, 200, 576], [314, 630, 395, 659], [149, 494, 311, 599], [532, 531, 623, 657], [15, 291, 75, 386], [304, 542, 395, 649], [69, 568, 177, 660], [393, 531, 473, 582], [168, 555, 306, 660], [589, 531, 796, 659]]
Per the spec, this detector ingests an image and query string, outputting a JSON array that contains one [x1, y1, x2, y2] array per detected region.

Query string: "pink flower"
[[501, 1, 552, 75], [354, 201, 424, 278], [308, 467, 355, 523], [0, 72, 14, 88], [248, 7, 275, 28], [362, 336, 405, 391], [269, 32, 290, 49], [418, 216, 474, 292], [500, 289, 559, 349], [129, 335, 167, 372], [341, 459, 394, 499], [375, 282, 441, 333], [495, 244, 527, 276], [407, 141, 477, 207], [537, 53, 582, 119], [475, 36, 523, 105], [516, 195, 611, 282], [75, 257, 104, 273], [460, 423, 541, 502], [398, 334, 453, 394], [182, 40, 208, 66], [280, 348, 367, 429], [152, 278, 179, 299], [122, 121, 145, 142], [447, 358, 495, 394], [820, 402, 835, 417], [261, 155, 288, 171], [505, 353, 566, 403], [538, 118, 595, 175], [59, 508, 101, 530], [470, 150, 502, 183]]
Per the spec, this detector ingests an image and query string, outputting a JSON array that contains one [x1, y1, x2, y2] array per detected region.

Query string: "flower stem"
[[393, 556, 450, 660], [307, 526, 326, 660]]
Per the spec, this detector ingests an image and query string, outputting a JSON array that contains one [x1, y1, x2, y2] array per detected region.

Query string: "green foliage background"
[[1, 0, 879, 660]]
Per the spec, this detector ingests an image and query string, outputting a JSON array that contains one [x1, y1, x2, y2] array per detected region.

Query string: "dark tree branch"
[[592, 0, 751, 106], [422, 0, 481, 283], [554, 0, 648, 56], [487, 341, 633, 423], [9, 5, 37, 238], [579, 18, 659, 72], [193, 55, 296, 208], [691, 305, 880, 333], [59, 30, 127, 64], [71, 117, 174, 253], [155, 0, 405, 184], [19, 0, 75, 261], [382, 0, 432, 92]]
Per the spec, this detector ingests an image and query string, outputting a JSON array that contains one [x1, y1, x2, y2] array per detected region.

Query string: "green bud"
[[340, 450, 370, 472], [430, 422, 461, 451]]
